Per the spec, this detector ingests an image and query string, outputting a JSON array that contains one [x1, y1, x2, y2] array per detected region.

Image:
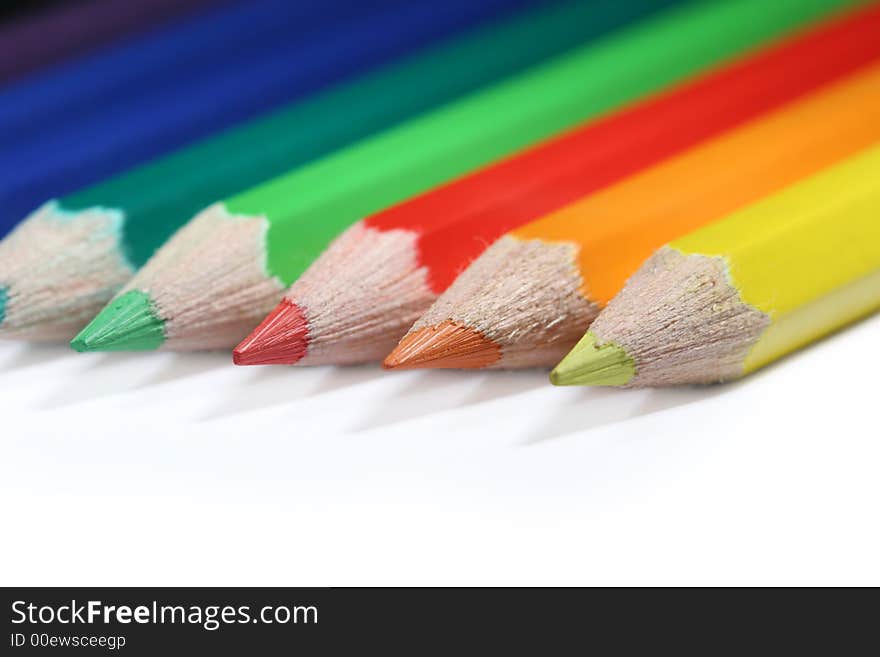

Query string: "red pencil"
[[233, 2, 880, 366]]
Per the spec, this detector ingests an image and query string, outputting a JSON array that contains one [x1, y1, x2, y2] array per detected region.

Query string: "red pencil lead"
[[233, 299, 309, 366]]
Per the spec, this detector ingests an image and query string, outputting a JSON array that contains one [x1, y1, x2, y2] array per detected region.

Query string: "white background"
[[1, 312, 878, 586]]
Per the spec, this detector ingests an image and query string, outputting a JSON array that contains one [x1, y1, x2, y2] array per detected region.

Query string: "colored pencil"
[[235, 2, 880, 367], [0, 0, 531, 239], [550, 144, 880, 387], [0, 0, 653, 342], [70, 0, 856, 354], [384, 62, 880, 370], [0, 0, 363, 149], [0, 0, 216, 84]]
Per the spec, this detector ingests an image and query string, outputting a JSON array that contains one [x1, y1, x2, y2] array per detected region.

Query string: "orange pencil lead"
[[383, 321, 500, 370]]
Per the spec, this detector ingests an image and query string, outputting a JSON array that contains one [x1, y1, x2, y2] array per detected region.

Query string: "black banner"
[[1, 587, 624, 652], [5, 587, 860, 652]]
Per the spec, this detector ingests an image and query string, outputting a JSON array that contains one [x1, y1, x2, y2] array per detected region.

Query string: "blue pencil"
[[0, 0, 535, 237], [0, 0, 375, 146], [0, 0, 350, 145]]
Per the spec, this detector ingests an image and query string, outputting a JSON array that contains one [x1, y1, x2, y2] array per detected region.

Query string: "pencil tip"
[[0, 286, 7, 325], [71, 290, 165, 352], [550, 331, 635, 386], [233, 298, 308, 366], [383, 320, 500, 370]]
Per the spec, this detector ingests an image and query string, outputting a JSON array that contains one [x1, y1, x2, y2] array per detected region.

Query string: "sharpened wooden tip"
[[383, 320, 500, 370], [232, 298, 309, 366], [550, 331, 635, 386]]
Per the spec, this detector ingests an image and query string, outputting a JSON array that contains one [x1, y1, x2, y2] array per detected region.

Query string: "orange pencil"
[[384, 60, 880, 370]]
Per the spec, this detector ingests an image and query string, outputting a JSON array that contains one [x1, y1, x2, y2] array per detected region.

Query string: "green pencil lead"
[[0, 286, 7, 325], [71, 290, 165, 352], [550, 331, 635, 387]]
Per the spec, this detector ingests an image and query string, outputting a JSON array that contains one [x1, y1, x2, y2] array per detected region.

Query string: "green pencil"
[[0, 0, 642, 341], [71, 0, 857, 352]]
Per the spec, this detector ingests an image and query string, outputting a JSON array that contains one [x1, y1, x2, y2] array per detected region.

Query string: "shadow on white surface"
[[521, 383, 732, 445], [462, 370, 549, 406], [142, 352, 229, 388], [307, 364, 382, 397], [39, 352, 165, 408], [205, 363, 379, 419], [205, 365, 315, 418], [0, 342, 70, 371], [354, 369, 546, 432]]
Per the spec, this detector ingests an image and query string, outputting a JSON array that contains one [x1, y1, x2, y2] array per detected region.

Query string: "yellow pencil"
[[550, 142, 880, 387]]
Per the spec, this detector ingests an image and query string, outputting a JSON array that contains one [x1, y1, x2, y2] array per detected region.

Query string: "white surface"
[[1, 313, 878, 586]]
